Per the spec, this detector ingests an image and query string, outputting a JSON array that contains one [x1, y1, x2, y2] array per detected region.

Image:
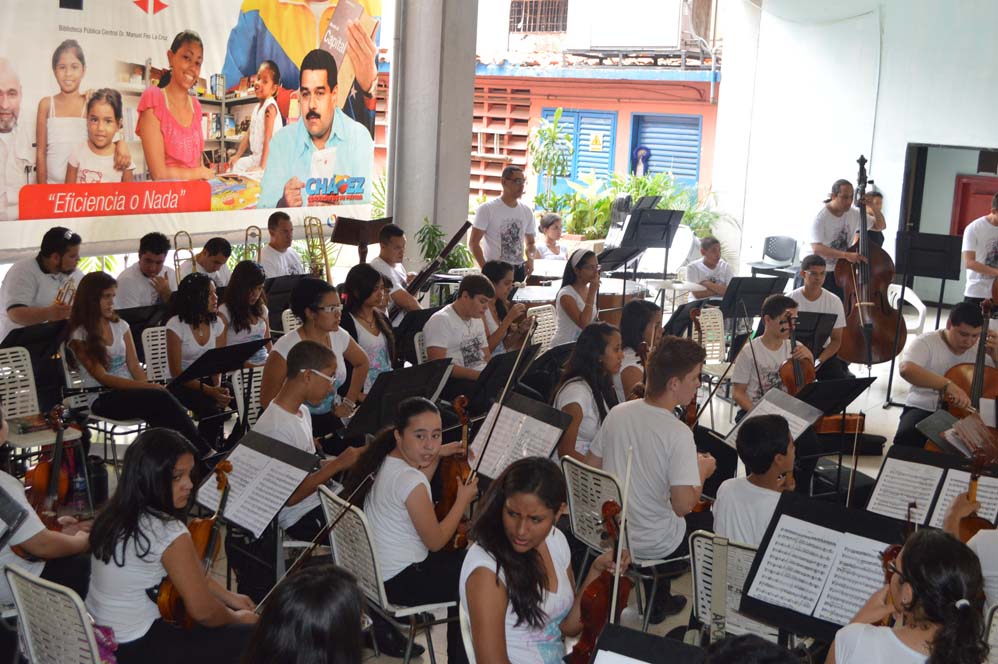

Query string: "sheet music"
[[469, 403, 562, 479], [593, 652, 645, 664], [866, 458, 943, 524], [747, 516, 839, 616], [813, 532, 887, 625], [724, 545, 778, 640], [725, 390, 822, 446], [928, 470, 998, 529], [197, 444, 310, 538]]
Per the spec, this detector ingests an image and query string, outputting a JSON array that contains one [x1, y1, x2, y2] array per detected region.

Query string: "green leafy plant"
[[78, 255, 120, 274], [528, 107, 573, 193], [415, 216, 473, 271], [370, 172, 388, 219]]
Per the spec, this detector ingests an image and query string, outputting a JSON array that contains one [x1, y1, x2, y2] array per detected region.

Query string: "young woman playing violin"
[[340, 397, 477, 664], [87, 428, 257, 664], [826, 528, 988, 664], [944, 491, 998, 608], [614, 299, 662, 402], [481, 260, 528, 354], [460, 456, 627, 664]]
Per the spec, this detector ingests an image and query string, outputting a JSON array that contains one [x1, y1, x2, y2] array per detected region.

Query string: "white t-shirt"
[[961, 216, 998, 298], [968, 530, 998, 609], [537, 242, 567, 260], [423, 303, 489, 371], [685, 258, 734, 302], [349, 313, 392, 392], [259, 244, 304, 278], [70, 318, 132, 388], [460, 528, 573, 664], [483, 307, 507, 355], [590, 400, 701, 559], [713, 477, 780, 548], [67, 142, 133, 183], [833, 623, 926, 664], [113, 262, 177, 309], [731, 338, 791, 407], [164, 315, 226, 379], [218, 303, 269, 366], [86, 514, 189, 643], [370, 256, 407, 294], [901, 331, 992, 411], [253, 402, 320, 529], [0, 257, 84, 342], [177, 259, 231, 289], [809, 206, 861, 270], [0, 472, 45, 605], [553, 378, 604, 456], [551, 286, 594, 347], [272, 328, 351, 413], [473, 197, 535, 265], [364, 455, 430, 581], [612, 347, 641, 403], [789, 287, 846, 334]]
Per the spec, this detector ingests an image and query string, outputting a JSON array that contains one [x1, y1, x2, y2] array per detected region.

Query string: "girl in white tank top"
[[37, 40, 88, 184]]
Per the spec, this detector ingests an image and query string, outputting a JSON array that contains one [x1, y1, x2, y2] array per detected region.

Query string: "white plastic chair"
[[5, 566, 100, 664], [140, 327, 170, 383], [231, 367, 264, 429], [458, 603, 477, 664], [282, 309, 302, 334], [560, 456, 690, 632], [0, 346, 82, 453], [695, 307, 731, 427], [987, 605, 998, 664], [413, 331, 428, 365], [318, 486, 454, 664], [447, 268, 481, 277], [887, 284, 925, 337], [526, 304, 556, 354]]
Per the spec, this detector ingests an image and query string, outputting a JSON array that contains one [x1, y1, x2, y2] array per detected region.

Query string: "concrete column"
[[388, 0, 478, 269]]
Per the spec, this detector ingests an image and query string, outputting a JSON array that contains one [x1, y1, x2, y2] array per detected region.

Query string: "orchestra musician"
[[339, 263, 395, 392], [943, 492, 998, 607], [586, 336, 715, 624], [789, 254, 852, 380], [259, 211, 304, 278], [423, 274, 493, 399], [470, 165, 536, 282], [480, 260, 527, 355], [176, 237, 233, 289], [614, 299, 661, 402], [895, 302, 996, 449], [685, 236, 733, 302], [340, 397, 477, 664], [217, 261, 272, 367], [0, 226, 83, 343], [535, 212, 567, 260], [960, 193, 998, 305], [370, 223, 421, 316], [114, 232, 176, 309], [550, 249, 600, 348]]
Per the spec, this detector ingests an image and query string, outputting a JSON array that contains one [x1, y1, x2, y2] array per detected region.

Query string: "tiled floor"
[[92, 302, 935, 662]]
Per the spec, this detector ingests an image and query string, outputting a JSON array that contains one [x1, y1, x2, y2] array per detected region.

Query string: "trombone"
[[245, 225, 262, 264], [303, 216, 331, 282], [53, 278, 76, 307], [174, 230, 196, 275]]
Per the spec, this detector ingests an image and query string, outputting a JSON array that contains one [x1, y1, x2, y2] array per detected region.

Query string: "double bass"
[[835, 155, 906, 366]]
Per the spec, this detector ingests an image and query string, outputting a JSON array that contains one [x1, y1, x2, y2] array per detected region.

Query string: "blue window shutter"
[[539, 108, 616, 197], [632, 114, 702, 187]]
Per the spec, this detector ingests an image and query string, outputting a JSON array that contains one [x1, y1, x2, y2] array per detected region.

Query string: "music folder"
[[168, 338, 270, 388], [591, 623, 703, 663], [263, 275, 304, 333], [343, 359, 453, 438], [469, 391, 571, 480]]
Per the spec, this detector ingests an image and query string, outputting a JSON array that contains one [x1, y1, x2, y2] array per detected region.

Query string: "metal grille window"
[[509, 0, 569, 33]]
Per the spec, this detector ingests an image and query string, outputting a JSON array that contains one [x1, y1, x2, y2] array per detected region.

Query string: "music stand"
[[718, 276, 788, 334], [468, 344, 541, 415], [753, 312, 837, 358], [393, 305, 443, 367], [169, 339, 270, 388], [593, 623, 704, 663], [331, 216, 391, 264], [520, 342, 575, 402], [116, 304, 169, 362], [884, 231, 963, 408], [343, 360, 453, 437], [695, 426, 737, 499], [263, 275, 304, 334]]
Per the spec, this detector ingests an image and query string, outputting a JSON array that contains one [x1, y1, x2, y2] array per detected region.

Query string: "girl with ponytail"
[[828, 528, 988, 664]]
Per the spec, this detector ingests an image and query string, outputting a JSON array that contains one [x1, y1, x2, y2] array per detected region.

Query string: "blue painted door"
[[630, 113, 702, 188], [539, 108, 617, 197]]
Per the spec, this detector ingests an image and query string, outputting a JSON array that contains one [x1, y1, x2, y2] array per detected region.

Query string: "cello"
[[434, 395, 472, 551], [944, 299, 998, 426], [835, 155, 906, 366], [156, 460, 233, 628]]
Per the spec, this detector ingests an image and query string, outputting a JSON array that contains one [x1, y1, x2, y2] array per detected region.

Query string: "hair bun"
[[955, 598, 971, 610]]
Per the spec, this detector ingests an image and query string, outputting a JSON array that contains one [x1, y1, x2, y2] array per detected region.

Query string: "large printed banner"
[[0, 0, 381, 253]]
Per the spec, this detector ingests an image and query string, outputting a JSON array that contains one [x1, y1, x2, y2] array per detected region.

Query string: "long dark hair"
[[90, 428, 197, 565], [242, 561, 364, 664], [170, 272, 216, 327], [561, 249, 596, 287], [67, 271, 118, 370], [159, 30, 203, 89], [343, 263, 395, 346], [290, 277, 336, 325], [481, 260, 514, 321], [899, 529, 988, 664], [555, 322, 619, 422], [619, 299, 660, 353], [340, 397, 440, 507], [222, 261, 267, 334], [469, 457, 566, 629]]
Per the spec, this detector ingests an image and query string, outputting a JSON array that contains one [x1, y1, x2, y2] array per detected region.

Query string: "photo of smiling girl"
[[36, 40, 88, 184], [65, 89, 133, 183]]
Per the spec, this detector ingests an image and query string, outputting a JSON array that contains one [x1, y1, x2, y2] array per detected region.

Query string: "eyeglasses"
[[308, 369, 336, 385], [505, 178, 527, 185], [316, 304, 343, 314]]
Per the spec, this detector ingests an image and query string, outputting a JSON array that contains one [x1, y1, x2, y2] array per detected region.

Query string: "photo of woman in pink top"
[[136, 30, 213, 181]]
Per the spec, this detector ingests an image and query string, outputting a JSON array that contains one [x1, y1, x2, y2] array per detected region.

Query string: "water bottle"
[[70, 474, 88, 514]]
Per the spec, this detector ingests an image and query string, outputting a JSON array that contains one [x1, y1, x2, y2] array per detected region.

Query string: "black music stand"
[[883, 231, 963, 408], [468, 344, 541, 415], [116, 304, 169, 362], [718, 276, 788, 335], [263, 275, 304, 334], [332, 216, 390, 264], [520, 342, 575, 402], [594, 623, 703, 663], [169, 339, 270, 389], [753, 312, 837, 359], [695, 426, 738, 499], [393, 305, 444, 367], [343, 359, 453, 438]]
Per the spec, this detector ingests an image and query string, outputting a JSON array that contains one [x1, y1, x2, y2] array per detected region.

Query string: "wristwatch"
[[359, 77, 377, 98]]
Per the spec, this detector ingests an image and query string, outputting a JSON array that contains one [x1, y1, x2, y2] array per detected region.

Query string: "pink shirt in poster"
[[136, 86, 204, 171]]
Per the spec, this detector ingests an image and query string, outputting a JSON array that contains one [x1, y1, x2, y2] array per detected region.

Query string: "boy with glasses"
[[469, 165, 536, 281], [789, 254, 852, 379]]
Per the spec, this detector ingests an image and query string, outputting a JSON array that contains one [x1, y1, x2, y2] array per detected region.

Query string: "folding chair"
[[525, 304, 556, 354], [282, 309, 302, 334]]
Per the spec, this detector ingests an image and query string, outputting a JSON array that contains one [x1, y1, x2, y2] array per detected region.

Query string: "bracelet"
[[342, 398, 356, 409], [940, 380, 951, 394]]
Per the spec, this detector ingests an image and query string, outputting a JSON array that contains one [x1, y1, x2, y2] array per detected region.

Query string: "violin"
[[435, 396, 472, 551], [778, 315, 815, 396], [944, 299, 998, 429], [157, 460, 233, 629], [14, 407, 72, 561], [834, 155, 907, 366], [568, 500, 634, 664]]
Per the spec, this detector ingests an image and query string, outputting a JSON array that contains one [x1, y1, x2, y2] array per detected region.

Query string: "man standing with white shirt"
[[114, 232, 176, 309], [961, 193, 998, 305], [260, 211, 304, 278], [469, 165, 536, 282]]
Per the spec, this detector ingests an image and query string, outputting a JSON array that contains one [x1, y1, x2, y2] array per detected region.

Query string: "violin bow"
[[470, 316, 539, 482], [845, 410, 864, 508], [609, 445, 634, 622], [254, 471, 376, 614]]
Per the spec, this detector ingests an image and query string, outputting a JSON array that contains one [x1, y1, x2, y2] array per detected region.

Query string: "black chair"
[[749, 235, 798, 278]]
